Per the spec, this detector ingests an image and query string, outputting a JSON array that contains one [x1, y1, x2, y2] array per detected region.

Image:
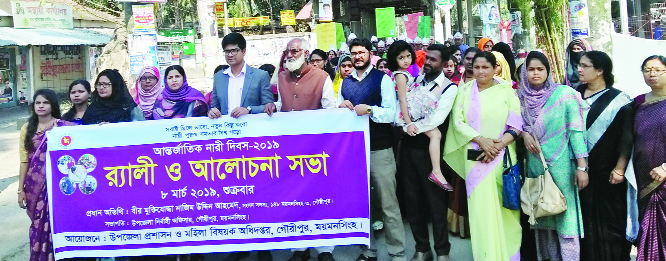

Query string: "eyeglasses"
[[310, 58, 324, 64], [140, 76, 158, 82], [223, 48, 241, 56], [287, 49, 303, 56], [643, 68, 666, 76], [350, 51, 368, 57], [577, 64, 593, 69], [96, 82, 112, 89]]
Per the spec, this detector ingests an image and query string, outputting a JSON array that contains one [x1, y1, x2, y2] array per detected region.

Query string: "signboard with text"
[[11, 1, 73, 29], [569, 0, 590, 38], [215, 2, 226, 28], [319, 0, 333, 22], [375, 7, 396, 38], [132, 5, 157, 35], [46, 110, 371, 260], [281, 10, 296, 26]]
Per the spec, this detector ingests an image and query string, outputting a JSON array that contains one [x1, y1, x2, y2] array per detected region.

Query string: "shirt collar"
[[420, 71, 449, 88], [223, 62, 247, 78], [351, 65, 375, 81]]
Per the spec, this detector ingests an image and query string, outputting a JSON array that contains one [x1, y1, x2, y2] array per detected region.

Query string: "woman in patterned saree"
[[518, 51, 589, 261], [18, 89, 76, 261], [627, 55, 666, 261]]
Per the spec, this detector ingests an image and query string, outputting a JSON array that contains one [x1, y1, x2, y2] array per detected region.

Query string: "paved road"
[[0, 106, 31, 261], [0, 105, 639, 261], [0, 106, 473, 261]]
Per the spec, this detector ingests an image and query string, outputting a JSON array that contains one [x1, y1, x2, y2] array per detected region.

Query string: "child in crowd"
[[387, 40, 453, 191], [443, 54, 460, 80]]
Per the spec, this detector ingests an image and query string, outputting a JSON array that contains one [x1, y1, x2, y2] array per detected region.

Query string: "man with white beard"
[[264, 39, 336, 261], [265, 38, 336, 115]]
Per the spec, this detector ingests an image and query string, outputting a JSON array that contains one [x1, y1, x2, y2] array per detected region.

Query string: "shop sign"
[[11, 1, 73, 29], [281, 10, 296, 26]]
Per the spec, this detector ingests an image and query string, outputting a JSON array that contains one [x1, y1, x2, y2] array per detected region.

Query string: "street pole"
[[620, 0, 629, 34], [466, 0, 474, 44], [456, 0, 464, 33], [434, 7, 445, 43], [313, 0, 319, 37], [224, 2, 229, 35], [445, 8, 452, 38], [634, 0, 644, 38]]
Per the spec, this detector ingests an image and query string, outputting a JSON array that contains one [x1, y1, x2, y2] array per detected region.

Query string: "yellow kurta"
[[444, 80, 523, 261]]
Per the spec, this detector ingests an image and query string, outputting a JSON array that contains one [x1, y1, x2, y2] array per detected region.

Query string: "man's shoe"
[[318, 252, 335, 261], [410, 251, 433, 261], [288, 250, 311, 261], [355, 254, 378, 261], [436, 255, 450, 261], [223, 251, 250, 261], [258, 250, 273, 261]]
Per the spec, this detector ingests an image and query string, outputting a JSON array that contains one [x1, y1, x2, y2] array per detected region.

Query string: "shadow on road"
[[0, 176, 18, 193]]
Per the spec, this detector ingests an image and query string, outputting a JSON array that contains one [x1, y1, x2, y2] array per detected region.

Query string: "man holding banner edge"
[[338, 38, 406, 261]]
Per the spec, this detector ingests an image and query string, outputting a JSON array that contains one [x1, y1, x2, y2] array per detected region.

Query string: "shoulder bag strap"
[[538, 151, 549, 172]]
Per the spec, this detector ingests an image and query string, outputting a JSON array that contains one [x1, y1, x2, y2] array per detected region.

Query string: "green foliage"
[[73, 0, 122, 16], [158, 0, 198, 29], [229, 0, 252, 18], [227, 0, 286, 20], [513, 0, 569, 81], [514, 0, 533, 30]]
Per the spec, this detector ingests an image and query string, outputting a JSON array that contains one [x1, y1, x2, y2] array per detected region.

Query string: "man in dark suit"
[[209, 33, 273, 261], [208, 32, 273, 119]]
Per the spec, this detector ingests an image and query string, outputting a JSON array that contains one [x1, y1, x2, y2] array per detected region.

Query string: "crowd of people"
[[15, 30, 666, 261]]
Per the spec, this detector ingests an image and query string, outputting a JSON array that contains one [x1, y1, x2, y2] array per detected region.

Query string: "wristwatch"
[[366, 106, 373, 115], [247, 106, 252, 113], [577, 166, 589, 173]]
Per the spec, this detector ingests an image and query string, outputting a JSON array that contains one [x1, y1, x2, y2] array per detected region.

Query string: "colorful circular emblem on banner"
[[57, 154, 98, 195], [60, 135, 72, 146]]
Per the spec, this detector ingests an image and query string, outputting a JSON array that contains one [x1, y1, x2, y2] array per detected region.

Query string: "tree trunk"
[[191, 0, 198, 31], [172, 0, 182, 29], [587, 0, 613, 52]]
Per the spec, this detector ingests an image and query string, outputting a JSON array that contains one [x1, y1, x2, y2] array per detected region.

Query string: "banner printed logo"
[[59, 133, 73, 148], [57, 154, 98, 195]]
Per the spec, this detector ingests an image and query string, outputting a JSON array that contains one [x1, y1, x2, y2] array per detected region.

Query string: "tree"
[[73, 0, 122, 16], [157, 0, 198, 29], [587, 0, 613, 52], [515, 0, 570, 82]]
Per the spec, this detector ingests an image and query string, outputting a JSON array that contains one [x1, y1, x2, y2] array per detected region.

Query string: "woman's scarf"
[[133, 66, 162, 118], [517, 61, 559, 139], [565, 39, 592, 88], [152, 71, 207, 120], [161, 72, 206, 103], [492, 51, 512, 82], [82, 70, 137, 125], [333, 54, 351, 98], [477, 38, 492, 50], [459, 45, 469, 58], [491, 42, 517, 81]]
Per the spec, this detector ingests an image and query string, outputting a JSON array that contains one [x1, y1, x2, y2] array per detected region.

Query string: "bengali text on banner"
[[45, 109, 371, 260]]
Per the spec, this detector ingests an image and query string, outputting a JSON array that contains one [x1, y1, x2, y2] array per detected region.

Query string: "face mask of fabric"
[[570, 51, 583, 64]]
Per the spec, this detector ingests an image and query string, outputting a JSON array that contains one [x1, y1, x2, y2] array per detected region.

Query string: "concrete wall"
[[611, 33, 666, 97], [73, 19, 115, 29], [31, 45, 86, 94]]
